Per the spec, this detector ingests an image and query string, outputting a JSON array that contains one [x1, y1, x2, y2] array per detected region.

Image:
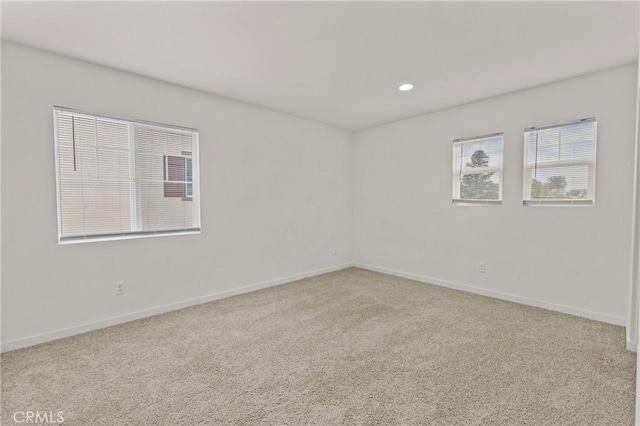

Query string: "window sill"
[[452, 199, 502, 206], [523, 199, 594, 206], [59, 229, 201, 245]]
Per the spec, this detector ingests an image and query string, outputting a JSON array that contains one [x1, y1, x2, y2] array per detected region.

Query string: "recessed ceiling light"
[[398, 83, 414, 92]]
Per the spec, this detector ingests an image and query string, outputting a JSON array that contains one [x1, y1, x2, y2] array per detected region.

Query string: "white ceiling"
[[2, 1, 638, 130]]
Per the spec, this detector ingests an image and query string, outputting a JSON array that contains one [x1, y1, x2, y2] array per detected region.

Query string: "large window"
[[452, 133, 504, 204], [53, 107, 201, 243], [523, 118, 596, 205]]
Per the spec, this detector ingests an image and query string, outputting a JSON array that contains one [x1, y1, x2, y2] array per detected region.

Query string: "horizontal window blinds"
[[136, 127, 197, 232], [56, 113, 132, 238], [54, 108, 200, 243], [452, 133, 504, 203], [524, 118, 596, 204]]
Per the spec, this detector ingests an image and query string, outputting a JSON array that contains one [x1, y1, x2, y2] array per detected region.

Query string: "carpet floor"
[[1, 268, 636, 425]]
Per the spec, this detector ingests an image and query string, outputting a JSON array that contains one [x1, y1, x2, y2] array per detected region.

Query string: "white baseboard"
[[1, 263, 354, 353], [354, 262, 627, 327], [5, 262, 629, 353]]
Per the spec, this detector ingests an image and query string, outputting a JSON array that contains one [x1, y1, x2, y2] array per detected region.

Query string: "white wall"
[[1, 41, 353, 349], [630, 60, 640, 351], [3, 41, 637, 351], [634, 44, 640, 426], [354, 64, 638, 327]]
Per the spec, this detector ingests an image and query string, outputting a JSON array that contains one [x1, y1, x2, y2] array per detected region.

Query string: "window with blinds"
[[53, 107, 201, 243], [523, 118, 596, 205], [452, 133, 504, 204]]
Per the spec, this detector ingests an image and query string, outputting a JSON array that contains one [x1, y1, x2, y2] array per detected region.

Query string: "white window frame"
[[452, 132, 504, 205], [522, 118, 596, 206], [53, 106, 201, 244]]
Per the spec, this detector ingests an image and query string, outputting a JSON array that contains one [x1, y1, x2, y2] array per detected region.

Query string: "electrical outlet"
[[479, 262, 486, 273], [115, 281, 126, 295]]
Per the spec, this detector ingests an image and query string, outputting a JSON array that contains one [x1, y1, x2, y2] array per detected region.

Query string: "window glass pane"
[[527, 121, 595, 164], [139, 181, 194, 230], [460, 171, 501, 200], [135, 127, 197, 230], [163, 182, 186, 198], [138, 153, 165, 181], [166, 155, 186, 182], [524, 119, 596, 203], [453, 134, 503, 202], [97, 119, 129, 150], [136, 127, 166, 154], [97, 149, 130, 180], [54, 108, 200, 242], [186, 158, 193, 183], [167, 133, 192, 156], [56, 112, 132, 238], [528, 165, 590, 200], [460, 140, 503, 171]]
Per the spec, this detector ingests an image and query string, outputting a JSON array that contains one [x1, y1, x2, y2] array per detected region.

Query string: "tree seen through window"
[[460, 150, 500, 200]]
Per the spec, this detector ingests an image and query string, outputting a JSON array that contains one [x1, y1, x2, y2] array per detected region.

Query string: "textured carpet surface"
[[1, 268, 636, 425]]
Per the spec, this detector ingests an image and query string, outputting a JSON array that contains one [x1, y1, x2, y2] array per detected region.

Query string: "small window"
[[53, 107, 201, 243], [452, 133, 504, 204], [163, 155, 192, 200], [523, 118, 596, 205]]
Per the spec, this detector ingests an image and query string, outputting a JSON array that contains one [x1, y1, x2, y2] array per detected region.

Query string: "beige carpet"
[[1, 268, 636, 425]]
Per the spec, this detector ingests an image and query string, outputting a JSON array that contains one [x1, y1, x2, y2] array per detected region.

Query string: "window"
[[452, 133, 504, 204], [523, 118, 596, 205], [53, 107, 201, 243], [163, 156, 192, 198]]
